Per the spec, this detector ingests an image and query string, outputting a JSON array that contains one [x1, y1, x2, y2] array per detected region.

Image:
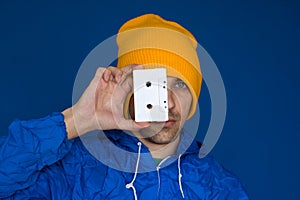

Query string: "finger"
[[135, 121, 151, 128], [116, 64, 144, 87], [118, 73, 134, 95], [106, 66, 123, 83], [94, 67, 106, 80], [90, 67, 106, 88], [117, 118, 150, 131], [120, 64, 144, 74], [103, 69, 112, 82], [118, 64, 144, 88], [99, 77, 108, 89]]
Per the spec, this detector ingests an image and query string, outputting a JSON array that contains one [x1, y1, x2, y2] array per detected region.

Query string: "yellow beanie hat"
[[117, 14, 202, 119]]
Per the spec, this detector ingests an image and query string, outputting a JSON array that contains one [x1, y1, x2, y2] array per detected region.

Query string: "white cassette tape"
[[133, 68, 168, 122]]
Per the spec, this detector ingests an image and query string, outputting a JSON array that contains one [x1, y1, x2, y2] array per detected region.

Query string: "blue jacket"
[[0, 113, 249, 199]]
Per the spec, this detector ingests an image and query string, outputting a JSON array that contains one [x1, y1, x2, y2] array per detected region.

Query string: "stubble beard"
[[138, 112, 182, 145]]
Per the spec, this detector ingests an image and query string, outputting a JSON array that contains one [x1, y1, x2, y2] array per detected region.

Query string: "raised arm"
[[0, 65, 148, 198], [62, 65, 149, 140]]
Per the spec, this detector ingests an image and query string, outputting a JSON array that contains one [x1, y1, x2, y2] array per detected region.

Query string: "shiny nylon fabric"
[[0, 113, 249, 199]]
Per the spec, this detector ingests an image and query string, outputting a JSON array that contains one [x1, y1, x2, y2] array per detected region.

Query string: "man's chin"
[[142, 128, 180, 145], [145, 135, 170, 145]]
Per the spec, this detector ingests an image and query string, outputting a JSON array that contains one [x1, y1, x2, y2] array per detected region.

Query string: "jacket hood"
[[103, 129, 201, 155], [79, 128, 200, 173], [103, 129, 201, 200]]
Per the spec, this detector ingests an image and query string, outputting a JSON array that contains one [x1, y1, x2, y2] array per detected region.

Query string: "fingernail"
[[135, 122, 150, 128], [133, 64, 144, 69]]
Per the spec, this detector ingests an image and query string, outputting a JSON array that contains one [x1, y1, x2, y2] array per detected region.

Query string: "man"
[[0, 14, 249, 199]]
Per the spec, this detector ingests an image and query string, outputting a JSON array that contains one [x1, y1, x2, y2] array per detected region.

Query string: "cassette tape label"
[[133, 68, 168, 122]]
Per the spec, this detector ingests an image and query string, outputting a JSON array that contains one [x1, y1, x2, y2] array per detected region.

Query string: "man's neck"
[[138, 134, 181, 159]]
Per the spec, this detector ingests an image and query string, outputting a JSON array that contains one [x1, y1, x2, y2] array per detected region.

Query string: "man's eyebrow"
[[168, 76, 184, 82], [175, 78, 184, 82]]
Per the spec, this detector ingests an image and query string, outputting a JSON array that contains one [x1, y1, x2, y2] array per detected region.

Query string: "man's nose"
[[167, 89, 175, 109]]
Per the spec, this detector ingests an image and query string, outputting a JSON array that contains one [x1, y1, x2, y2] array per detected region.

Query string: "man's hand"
[[63, 65, 149, 140]]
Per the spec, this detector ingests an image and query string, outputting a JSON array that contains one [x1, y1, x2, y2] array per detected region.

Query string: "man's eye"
[[176, 81, 187, 89]]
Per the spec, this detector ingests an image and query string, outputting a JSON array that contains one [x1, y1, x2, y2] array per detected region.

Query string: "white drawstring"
[[126, 142, 142, 200], [125, 143, 185, 199], [178, 154, 185, 199]]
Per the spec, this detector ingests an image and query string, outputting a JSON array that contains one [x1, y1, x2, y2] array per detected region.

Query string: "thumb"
[[117, 119, 150, 131]]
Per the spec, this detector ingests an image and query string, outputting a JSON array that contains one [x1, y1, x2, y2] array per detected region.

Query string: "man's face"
[[129, 76, 193, 144]]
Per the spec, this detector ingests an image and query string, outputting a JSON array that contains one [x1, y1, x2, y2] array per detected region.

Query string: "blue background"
[[0, 0, 299, 199]]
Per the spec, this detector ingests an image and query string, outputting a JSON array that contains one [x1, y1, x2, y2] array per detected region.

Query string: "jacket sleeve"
[[0, 112, 73, 198]]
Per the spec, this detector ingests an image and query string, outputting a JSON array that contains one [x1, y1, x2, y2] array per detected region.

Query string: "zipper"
[[156, 156, 171, 199]]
